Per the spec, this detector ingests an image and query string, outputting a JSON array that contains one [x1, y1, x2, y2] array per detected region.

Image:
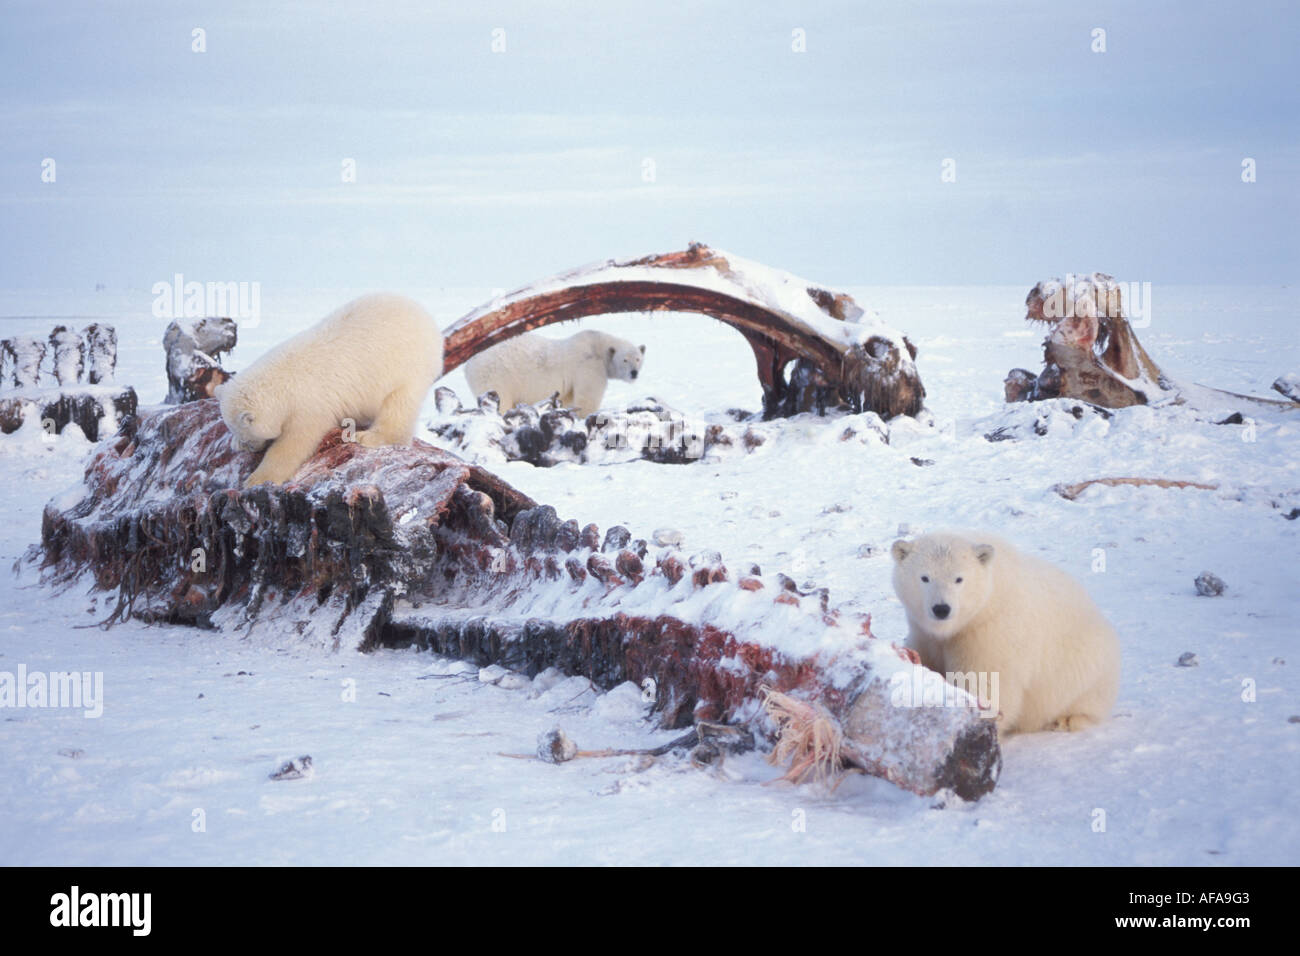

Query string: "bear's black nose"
[[630, 369, 638, 379], [932, 603, 951, 619]]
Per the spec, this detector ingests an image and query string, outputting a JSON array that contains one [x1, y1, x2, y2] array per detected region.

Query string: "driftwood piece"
[[1014, 274, 1299, 415], [441, 243, 925, 421], [164, 317, 237, 403], [1053, 476, 1220, 501], [36, 399, 1000, 800]]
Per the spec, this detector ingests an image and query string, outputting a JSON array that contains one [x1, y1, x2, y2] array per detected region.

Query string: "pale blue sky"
[[1, 0, 1296, 293]]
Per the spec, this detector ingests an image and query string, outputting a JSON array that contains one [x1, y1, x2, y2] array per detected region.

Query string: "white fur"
[[464, 329, 645, 417], [891, 530, 1120, 734], [216, 293, 443, 487]]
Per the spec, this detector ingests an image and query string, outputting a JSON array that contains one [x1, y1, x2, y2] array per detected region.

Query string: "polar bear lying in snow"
[[216, 293, 443, 487]]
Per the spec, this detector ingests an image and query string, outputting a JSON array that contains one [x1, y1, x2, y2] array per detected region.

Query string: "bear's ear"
[[239, 410, 255, 427], [639, 344, 646, 354], [974, 543, 995, 565], [890, 540, 911, 563]]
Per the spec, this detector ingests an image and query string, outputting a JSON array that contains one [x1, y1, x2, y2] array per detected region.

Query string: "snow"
[[1, 284, 1298, 865]]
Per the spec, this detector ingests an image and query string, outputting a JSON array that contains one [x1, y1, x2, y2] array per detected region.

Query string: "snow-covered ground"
[[1, 283, 1297, 865]]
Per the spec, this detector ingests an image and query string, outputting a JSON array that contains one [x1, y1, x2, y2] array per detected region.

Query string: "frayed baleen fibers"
[[761, 687, 847, 785]]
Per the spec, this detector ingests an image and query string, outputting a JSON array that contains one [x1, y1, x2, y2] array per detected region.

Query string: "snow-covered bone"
[[0, 389, 138, 440], [83, 323, 117, 385], [1015, 274, 1299, 415], [3, 336, 46, 388], [428, 390, 891, 467], [441, 243, 926, 420], [0, 325, 135, 440], [428, 391, 726, 466], [35, 399, 1000, 800], [48, 326, 84, 386], [163, 317, 237, 404]]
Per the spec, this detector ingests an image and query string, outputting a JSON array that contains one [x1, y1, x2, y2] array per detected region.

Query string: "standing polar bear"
[[216, 293, 443, 487], [891, 530, 1120, 735], [464, 329, 645, 417]]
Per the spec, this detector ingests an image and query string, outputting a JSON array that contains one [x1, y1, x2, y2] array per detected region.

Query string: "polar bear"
[[891, 530, 1120, 735], [463, 329, 645, 417], [216, 293, 443, 487]]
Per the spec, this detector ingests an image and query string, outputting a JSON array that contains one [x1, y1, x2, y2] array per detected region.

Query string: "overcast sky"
[[1, 0, 1296, 296]]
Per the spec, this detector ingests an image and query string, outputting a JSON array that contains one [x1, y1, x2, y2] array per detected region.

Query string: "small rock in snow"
[[1194, 572, 1226, 596], [478, 664, 510, 685], [856, 544, 879, 558], [1272, 373, 1300, 402], [1177, 652, 1198, 667], [269, 755, 313, 781], [689, 742, 721, 767], [537, 727, 578, 763]]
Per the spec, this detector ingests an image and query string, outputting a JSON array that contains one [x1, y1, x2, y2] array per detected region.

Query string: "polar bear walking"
[[891, 530, 1120, 735], [216, 293, 443, 487], [463, 329, 645, 417]]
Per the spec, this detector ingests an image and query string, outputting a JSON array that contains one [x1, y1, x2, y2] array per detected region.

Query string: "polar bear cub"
[[216, 293, 443, 487], [463, 329, 645, 417], [891, 530, 1120, 735]]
